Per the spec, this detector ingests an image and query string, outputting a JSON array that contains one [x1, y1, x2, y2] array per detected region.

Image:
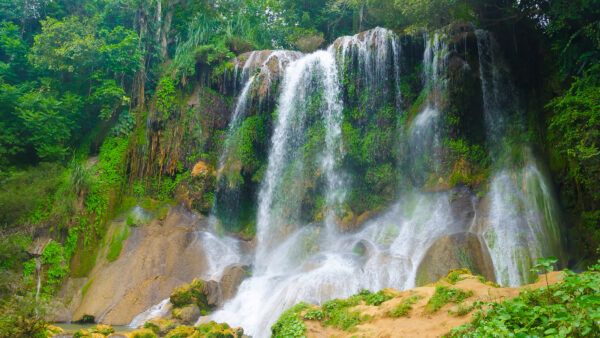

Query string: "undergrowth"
[[450, 261, 600, 337], [426, 286, 473, 313]]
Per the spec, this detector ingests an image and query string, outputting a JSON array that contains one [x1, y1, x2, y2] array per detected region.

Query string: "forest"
[[0, 0, 599, 337]]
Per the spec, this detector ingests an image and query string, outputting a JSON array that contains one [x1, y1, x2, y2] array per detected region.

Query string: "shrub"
[[450, 261, 600, 337], [271, 302, 309, 338], [303, 308, 325, 320]]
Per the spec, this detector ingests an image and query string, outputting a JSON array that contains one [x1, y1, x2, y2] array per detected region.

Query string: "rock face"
[[416, 232, 496, 286], [67, 205, 210, 325]]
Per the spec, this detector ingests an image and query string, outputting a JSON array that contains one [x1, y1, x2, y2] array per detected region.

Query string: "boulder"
[[416, 232, 495, 286], [219, 264, 249, 302], [172, 305, 200, 324], [144, 318, 178, 336]]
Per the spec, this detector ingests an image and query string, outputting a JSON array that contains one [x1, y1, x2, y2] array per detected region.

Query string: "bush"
[[450, 261, 600, 337], [271, 302, 309, 338]]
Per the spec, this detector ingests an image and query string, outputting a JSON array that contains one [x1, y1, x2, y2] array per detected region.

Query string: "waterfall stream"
[[127, 27, 565, 336], [475, 29, 564, 286]]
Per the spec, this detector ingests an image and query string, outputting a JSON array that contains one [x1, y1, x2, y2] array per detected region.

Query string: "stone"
[[219, 264, 249, 302], [69, 206, 210, 325], [172, 305, 200, 324], [416, 232, 496, 286]]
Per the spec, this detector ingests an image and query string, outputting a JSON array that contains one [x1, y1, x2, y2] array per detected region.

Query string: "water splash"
[[128, 298, 171, 328]]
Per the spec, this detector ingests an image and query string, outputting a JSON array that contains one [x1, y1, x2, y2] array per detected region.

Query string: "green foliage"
[[425, 286, 473, 313], [362, 289, 393, 306], [450, 263, 600, 337], [86, 136, 129, 225], [0, 232, 31, 271], [303, 308, 325, 320], [271, 302, 309, 338], [41, 241, 69, 295], [388, 295, 420, 317], [0, 289, 49, 338], [547, 69, 600, 259], [156, 77, 177, 120]]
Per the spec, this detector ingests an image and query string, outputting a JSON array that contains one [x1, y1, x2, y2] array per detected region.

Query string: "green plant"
[[363, 290, 392, 306], [271, 302, 309, 337], [531, 256, 558, 293], [41, 241, 69, 295], [425, 286, 473, 313], [446, 268, 471, 285], [450, 262, 600, 337], [303, 308, 325, 320], [388, 295, 420, 317]]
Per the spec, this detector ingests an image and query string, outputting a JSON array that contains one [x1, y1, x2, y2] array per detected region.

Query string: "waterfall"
[[403, 32, 448, 187], [254, 48, 346, 265], [129, 298, 171, 328], [207, 28, 463, 337], [129, 26, 565, 336], [475, 29, 564, 286], [212, 51, 301, 230]]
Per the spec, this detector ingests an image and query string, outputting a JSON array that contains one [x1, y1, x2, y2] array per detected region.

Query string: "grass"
[[388, 295, 420, 317], [426, 286, 473, 313]]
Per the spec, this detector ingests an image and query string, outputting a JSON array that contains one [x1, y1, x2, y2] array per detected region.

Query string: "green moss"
[[106, 223, 130, 262], [169, 279, 212, 313], [82, 278, 94, 297]]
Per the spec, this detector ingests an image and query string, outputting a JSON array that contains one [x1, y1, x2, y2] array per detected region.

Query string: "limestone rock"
[[172, 305, 200, 324], [69, 206, 210, 325], [219, 264, 249, 302], [416, 232, 495, 286]]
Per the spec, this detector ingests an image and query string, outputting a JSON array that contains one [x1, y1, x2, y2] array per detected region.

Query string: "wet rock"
[[219, 264, 250, 302], [28, 237, 52, 256], [48, 303, 72, 323], [172, 304, 200, 324], [203, 280, 222, 307], [449, 184, 476, 228], [144, 318, 178, 336], [416, 232, 495, 286], [69, 207, 210, 325]]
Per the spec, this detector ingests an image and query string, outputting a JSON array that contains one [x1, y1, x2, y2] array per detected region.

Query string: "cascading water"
[[212, 50, 301, 230], [475, 29, 564, 286], [129, 26, 566, 336], [403, 32, 448, 187], [208, 28, 465, 337], [254, 47, 346, 263]]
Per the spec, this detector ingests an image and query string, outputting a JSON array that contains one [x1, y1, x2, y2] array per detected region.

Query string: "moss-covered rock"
[[164, 325, 197, 338], [144, 318, 179, 336], [45, 324, 64, 337], [197, 321, 244, 338], [172, 304, 201, 324], [127, 328, 157, 338], [169, 279, 221, 314], [416, 232, 496, 286]]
